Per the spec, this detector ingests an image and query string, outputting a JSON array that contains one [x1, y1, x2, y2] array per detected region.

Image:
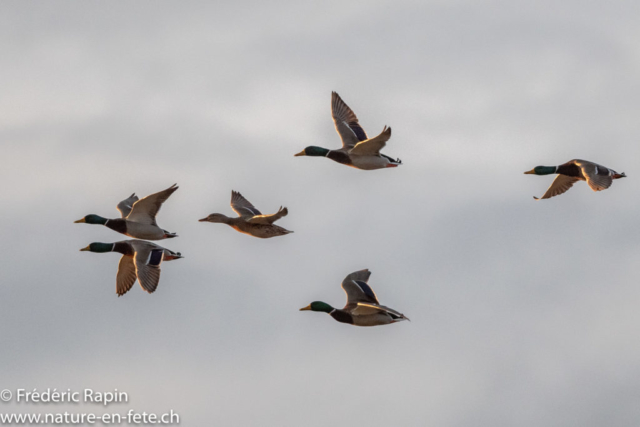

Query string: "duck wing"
[[126, 184, 178, 225], [575, 160, 614, 192], [247, 206, 288, 224], [341, 269, 378, 307], [534, 175, 580, 200], [116, 193, 139, 218], [116, 255, 137, 296], [332, 91, 368, 150], [353, 303, 409, 321], [349, 126, 391, 156], [133, 244, 164, 294], [230, 191, 262, 219]]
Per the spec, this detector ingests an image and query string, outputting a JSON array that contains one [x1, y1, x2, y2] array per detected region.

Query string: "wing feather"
[[230, 191, 262, 219], [575, 161, 613, 192], [534, 175, 580, 200], [133, 247, 162, 294], [332, 92, 367, 149], [354, 303, 409, 320], [349, 126, 391, 156], [341, 269, 378, 306], [116, 256, 137, 296], [116, 193, 139, 218], [247, 206, 288, 224], [126, 184, 178, 225]]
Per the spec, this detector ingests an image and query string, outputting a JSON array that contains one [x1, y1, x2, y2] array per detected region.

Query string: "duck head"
[[524, 166, 557, 175], [74, 214, 108, 225], [198, 213, 230, 223], [294, 146, 330, 157], [79, 242, 114, 253], [299, 301, 334, 313]]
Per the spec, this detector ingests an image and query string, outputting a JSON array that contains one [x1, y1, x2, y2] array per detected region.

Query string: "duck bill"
[[74, 218, 86, 223], [79, 245, 91, 251], [198, 218, 208, 222], [294, 150, 306, 157], [299, 305, 312, 311], [523, 169, 536, 174]]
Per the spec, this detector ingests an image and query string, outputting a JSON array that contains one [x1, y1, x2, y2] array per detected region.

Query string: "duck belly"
[[350, 155, 393, 170], [233, 223, 293, 239], [125, 222, 166, 240], [352, 313, 394, 327]]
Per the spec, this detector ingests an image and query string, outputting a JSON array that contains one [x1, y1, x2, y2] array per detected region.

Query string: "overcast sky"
[[2, 1, 640, 426]]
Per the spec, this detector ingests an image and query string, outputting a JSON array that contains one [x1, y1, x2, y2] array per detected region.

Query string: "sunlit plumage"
[[74, 184, 179, 240], [198, 191, 293, 238], [79, 240, 183, 296], [300, 269, 409, 327], [525, 159, 626, 200], [294, 92, 401, 170]]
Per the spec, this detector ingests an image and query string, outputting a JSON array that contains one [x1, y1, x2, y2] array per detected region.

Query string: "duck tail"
[[386, 158, 402, 168]]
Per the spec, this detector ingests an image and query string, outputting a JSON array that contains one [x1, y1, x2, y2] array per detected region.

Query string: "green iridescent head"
[[299, 301, 334, 313], [294, 146, 330, 157], [79, 242, 114, 253], [524, 166, 557, 175], [74, 214, 108, 225]]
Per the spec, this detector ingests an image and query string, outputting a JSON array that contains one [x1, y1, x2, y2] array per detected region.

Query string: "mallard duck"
[[300, 269, 409, 327], [198, 190, 293, 238], [79, 240, 183, 296], [74, 184, 178, 240], [524, 160, 626, 200], [294, 92, 401, 170]]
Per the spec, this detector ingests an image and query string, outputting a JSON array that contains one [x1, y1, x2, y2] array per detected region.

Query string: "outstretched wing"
[[247, 206, 288, 224], [349, 126, 391, 156], [341, 269, 378, 307], [575, 160, 614, 192], [353, 303, 409, 321], [126, 184, 178, 225], [116, 256, 137, 296], [133, 246, 163, 294], [534, 175, 580, 200], [116, 193, 139, 218], [230, 191, 262, 219], [332, 91, 368, 150]]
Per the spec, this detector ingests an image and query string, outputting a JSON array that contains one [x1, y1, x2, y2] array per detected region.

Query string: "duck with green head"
[[300, 269, 409, 327], [74, 184, 178, 240], [79, 240, 182, 297], [294, 92, 401, 170], [524, 159, 626, 200]]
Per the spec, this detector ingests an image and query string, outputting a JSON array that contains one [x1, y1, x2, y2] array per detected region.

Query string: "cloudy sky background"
[[2, 1, 640, 425]]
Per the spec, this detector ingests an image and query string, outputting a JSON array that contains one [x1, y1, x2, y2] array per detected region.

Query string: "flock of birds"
[[75, 91, 626, 326]]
